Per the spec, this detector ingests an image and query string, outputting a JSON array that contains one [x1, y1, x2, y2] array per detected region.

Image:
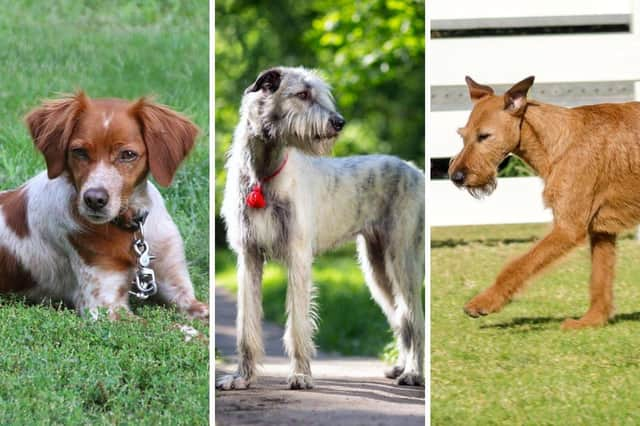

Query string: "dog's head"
[[448, 76, 535, 198], [241, 67, 346, 155], [26, 92, 198, 224]]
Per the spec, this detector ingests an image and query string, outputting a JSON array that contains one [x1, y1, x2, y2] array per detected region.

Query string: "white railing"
[[430, 0, 640, 227]]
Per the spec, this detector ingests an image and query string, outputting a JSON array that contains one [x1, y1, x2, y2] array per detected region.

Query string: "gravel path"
[[214, 287, 425, 426]]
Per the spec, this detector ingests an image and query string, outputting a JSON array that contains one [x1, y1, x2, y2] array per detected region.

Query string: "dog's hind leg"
[[562, 232, 616, 329], [216, 246, 265, 390], [283, 246, 317, 389], [357, 233, 406, 380], [387, 236, 425, 387]]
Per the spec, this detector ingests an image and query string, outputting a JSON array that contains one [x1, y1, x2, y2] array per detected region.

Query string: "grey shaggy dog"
[[218, 66, 425, 390]]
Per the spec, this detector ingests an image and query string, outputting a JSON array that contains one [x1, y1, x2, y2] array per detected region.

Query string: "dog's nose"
[[84, 187, 109, 210], [450, 170, 466, 185], [330, 116, 346, 131]]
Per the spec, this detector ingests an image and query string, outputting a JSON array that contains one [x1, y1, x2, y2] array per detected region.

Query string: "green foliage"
[[0, 1, 208, 423], [432, 224, 640, 424], [215, 0, 425, 216], [499, 155, 535, 177]]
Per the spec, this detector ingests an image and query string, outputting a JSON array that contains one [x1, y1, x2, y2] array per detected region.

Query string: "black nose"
[[330, 115, 346, 131], [83, 187, 109, 210], [451, 170, 466, 185]]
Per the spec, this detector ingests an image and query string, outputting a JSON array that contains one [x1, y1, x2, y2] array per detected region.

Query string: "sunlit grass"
[[432, 224, 640, 425], [0, 1, 208, 423]]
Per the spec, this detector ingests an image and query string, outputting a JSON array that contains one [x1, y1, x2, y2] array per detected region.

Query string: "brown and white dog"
[[0, 92, 208, 320]]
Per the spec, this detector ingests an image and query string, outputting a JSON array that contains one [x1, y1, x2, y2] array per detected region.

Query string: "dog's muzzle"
[[330, 115, 346, 132]]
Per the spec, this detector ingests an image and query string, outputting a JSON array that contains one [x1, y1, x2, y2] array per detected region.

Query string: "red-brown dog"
[[449, 76, 640, 329]]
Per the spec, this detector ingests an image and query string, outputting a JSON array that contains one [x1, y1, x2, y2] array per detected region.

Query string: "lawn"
[[432, 224, 640, 425], [216, 245, 399, 357], [0, 2, 208, 424]]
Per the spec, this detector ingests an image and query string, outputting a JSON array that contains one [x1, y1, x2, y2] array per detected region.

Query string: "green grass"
[[216, 245, 398, 357], [432, 224, 640, 425], [0, 2, 208, 424]]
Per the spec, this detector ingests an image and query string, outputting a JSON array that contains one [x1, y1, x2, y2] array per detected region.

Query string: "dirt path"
[[215, 287, 425, 426]]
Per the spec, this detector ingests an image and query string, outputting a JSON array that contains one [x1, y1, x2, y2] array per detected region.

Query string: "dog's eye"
[[477, 133, 491, 142], [262, 82, 272, 91], [119, 150, 138, 162], [71, 148, 89, 160], [296, 91, 310, 100]]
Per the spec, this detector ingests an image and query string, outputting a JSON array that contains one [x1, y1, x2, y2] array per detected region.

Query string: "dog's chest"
[[242, 195, 291, 259], [68, 224, 137, 272]]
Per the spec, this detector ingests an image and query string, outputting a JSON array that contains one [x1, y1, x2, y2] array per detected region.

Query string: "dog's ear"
[[25, 91, 89, 179], [465, 76, 494, 103], [245, 69, 282, 94], [504, 76, 535, 115], [129, 98, 199, 187]]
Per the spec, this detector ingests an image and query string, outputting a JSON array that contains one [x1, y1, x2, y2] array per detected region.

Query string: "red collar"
[[262, 153, 288, 183], [246, 153, 288, 209]]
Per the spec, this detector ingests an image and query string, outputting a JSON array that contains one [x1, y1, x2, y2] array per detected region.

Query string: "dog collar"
[[246, 153, 289, 209], [111, 209, 149, 231]]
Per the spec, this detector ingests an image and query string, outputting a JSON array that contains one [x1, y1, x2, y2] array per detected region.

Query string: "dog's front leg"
[[284, 248, 316, 390], [562, 232, 616, 329], [216, 246, 264, 390], [151, 228, 209, 321], [74, 265, 131, 320], [464, 225, 585, 317]]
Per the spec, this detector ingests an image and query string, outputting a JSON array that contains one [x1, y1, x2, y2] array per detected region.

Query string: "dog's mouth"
[[462, 179, 498, 199], [313, 132, 338, 141], [82, 212, 112, 224], [77, 202, 119, 225]]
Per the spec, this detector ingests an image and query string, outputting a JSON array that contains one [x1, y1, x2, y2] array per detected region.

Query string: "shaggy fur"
[[449, 75, 640, 329], [219, 67, 425, 390]]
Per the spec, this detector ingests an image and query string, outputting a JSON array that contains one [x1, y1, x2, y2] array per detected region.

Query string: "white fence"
[[430, 0, 640, 227]]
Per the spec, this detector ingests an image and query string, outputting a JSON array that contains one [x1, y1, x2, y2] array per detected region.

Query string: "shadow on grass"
[[431, 236, 540, 249], [611, 311, 640, 324], [479, 316, 565, 331], [479, 311, 640, 331]]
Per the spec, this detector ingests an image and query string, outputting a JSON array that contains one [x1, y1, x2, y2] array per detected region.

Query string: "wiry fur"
[[450, 75, 640, 329], [219, 67, 425, 390]]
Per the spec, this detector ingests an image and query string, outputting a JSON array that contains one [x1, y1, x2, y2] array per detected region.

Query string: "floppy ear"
[[245, 68, 282, 94], [25, 92, 88, 179], [129, 98, 199, 187], [465, 76, 494, 103], [504, 76, 535, 115]]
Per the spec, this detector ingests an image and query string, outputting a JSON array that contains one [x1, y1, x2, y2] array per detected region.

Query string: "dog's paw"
[[216, 374, 251, 390], [396, 372, 424, 387], [186, 301, 209, 322], [385, 365, 404, 379], [463, 291, 505, 318], [287, 373, 313, 390]]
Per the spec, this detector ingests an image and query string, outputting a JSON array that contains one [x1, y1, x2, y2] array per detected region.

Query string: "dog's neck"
[[245, 136, 287, 180], [515, 102, 574, 180]]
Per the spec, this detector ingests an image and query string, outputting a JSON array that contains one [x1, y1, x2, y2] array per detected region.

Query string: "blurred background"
[[215, 0, 425, 358]]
